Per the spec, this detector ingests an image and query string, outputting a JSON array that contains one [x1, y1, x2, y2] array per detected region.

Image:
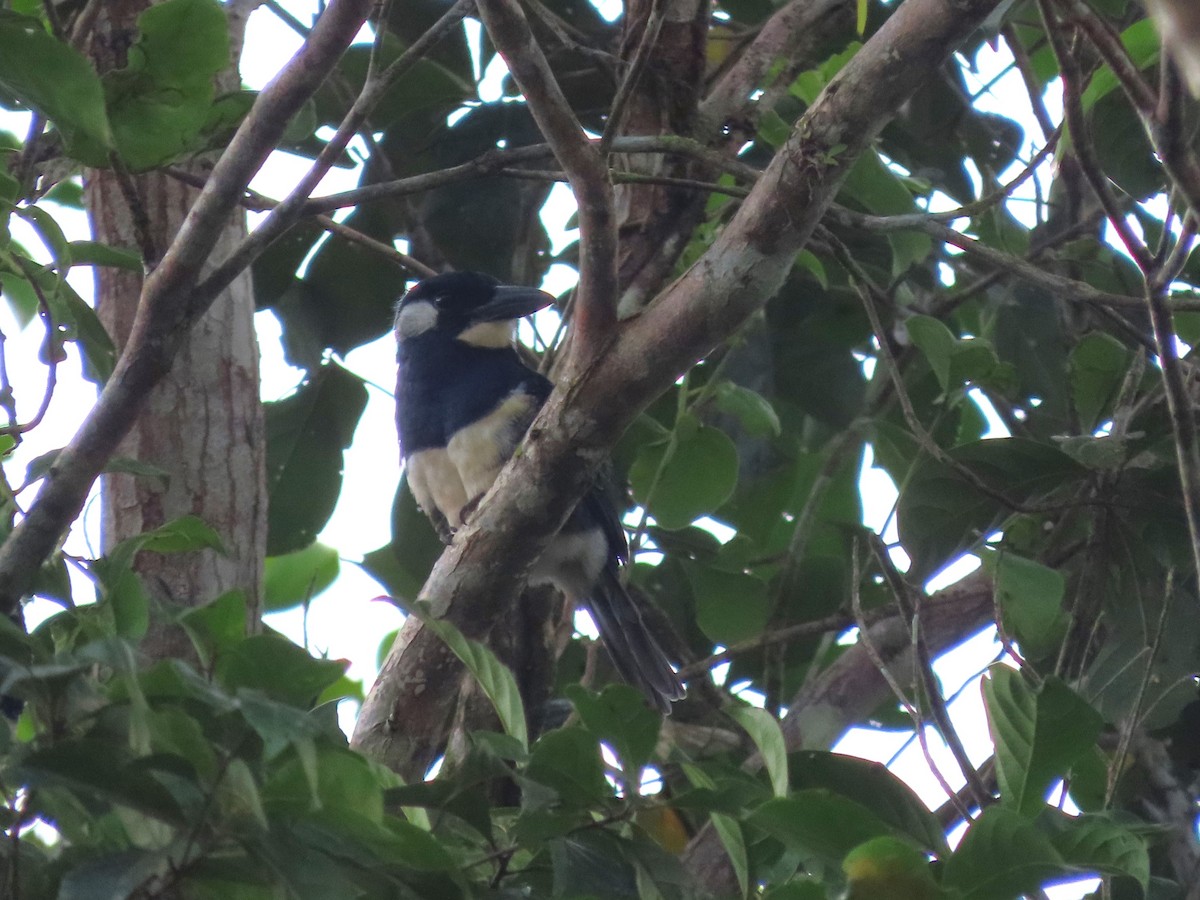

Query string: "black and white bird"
[[394, 271, 684, 713]]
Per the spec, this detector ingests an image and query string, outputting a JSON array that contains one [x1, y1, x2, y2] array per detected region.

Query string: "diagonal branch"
[[475, 0, 618, 351], [0, 0, 373, 614], [353, 0, 1005, 775]]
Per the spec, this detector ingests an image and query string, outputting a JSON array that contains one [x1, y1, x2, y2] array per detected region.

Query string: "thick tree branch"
[[0, 0, 372, 614], [353, 0, 1004, 774], [699, 0, 854, 134], [477, 0, 618, 349]]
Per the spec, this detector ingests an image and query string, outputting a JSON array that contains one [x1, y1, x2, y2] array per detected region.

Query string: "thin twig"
[[3, 257, 60, 438], [832, 208, 1200, 313], [1038, 0, 1155, 272], [194, 0, 473, 305], [599, 0, 664, 154], [867, 533, 992, 809], [851, 537, 974, 820], [476, 0, 618, 347], [109, 154, 159, 268]]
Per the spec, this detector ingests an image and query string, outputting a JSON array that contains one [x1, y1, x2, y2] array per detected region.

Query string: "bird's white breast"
[[447, 390, 539, 501]]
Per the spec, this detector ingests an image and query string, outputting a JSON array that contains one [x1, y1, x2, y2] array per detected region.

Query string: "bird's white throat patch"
[[458, 320, 515, 348], [395, 299, 438, 338]]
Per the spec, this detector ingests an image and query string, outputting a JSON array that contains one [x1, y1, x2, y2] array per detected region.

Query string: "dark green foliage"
[[2, 0, 1197, 895]]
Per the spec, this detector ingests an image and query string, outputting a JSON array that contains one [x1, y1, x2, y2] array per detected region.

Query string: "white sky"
[[0, 4, 1111, 893]]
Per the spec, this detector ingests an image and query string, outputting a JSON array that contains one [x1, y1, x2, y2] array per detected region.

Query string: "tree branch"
[[0, 0, 373, 614], [476, 0, 618, 350], [353, 0, 1005, 775]]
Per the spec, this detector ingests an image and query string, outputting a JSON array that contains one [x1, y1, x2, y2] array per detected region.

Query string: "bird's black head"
[[395, 271, 554, 348]]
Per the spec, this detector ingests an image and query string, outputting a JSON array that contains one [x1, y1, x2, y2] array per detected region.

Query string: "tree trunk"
[[83, 0, 266, 657]]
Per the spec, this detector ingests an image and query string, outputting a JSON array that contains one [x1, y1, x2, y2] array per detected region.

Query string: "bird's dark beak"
[[477, 285, 556, 321]]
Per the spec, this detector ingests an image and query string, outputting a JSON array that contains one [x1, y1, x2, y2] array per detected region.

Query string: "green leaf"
[[1070, 332, 1131, 431], [749, 792, 891, 866], [726, 704, 788, 798], [714, 381, 782, 437], [790, 751, 949, 856], [1080, 20, 1159, 112], [711, 812, 750, 899], [684, 563, 770, 644], [982, 666, 1104, 816], [566, 683, 661, 776], [906, 315, 956, 392], [1048, 812, 1149, 889], [103, 0, 231, 170], [757, 110, 792, 148], [18, 205, 72, 270], [361, 478, 443, 606], [179, 590, 247, 665], [984, 549, 1068, 662], [630, 415, 739, 530], [216, 632, 347, 707], [839, 150, 932, 274], [896, 438, 1086, 580], [264, 542, 340, 612], [522, 727, 608, 809], [265, 362, 368, 555], [413, 605, 528, 750], [67, 240, 142, 271], [842, 836, 941, 900], [942, 806, 1065, 899], [0, 11, 113, 160]]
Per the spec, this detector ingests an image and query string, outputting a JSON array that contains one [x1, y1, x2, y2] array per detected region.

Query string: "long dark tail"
[[587, 565, 686, 714]]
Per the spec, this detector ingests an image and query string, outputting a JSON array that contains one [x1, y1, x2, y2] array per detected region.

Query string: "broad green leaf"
[[842, 836, 941, 900], [215, 756, 268, 830], [1048, 812, 1149, 889], [942, 806, 1065, 899], [749, 792, 891, 866], [906, 315, 956, 391], [983, 666, 1104, 816], [984, 549, 1068, 662], [361, 478, 443, 605], [0, 11, 113, 160], [415, 606, 528, 750], [714, 381, 782, 437], [839, 149, 932, 274], [61, 281, 117, 383], [522, 727, 608, 809], [566, 683, 661, 776], [790, 751, 949, 856], [18, 206, 72, 270], [1071, 332, 1131, 431], [1080, 20, 1159, 112], [684, 563, 770, 644], [179, 590, 247, 665], [265, 362, 368, 555], [764, 882, 828, 900], [216, 632, 347, 707], [67, 240, 142, 271], [726, 704, 788, 798], [896, 438, 1086, 580], [264, 542, 340, 612], [103, 0, 231, 169], [630, 415, 739, 530], [105, 514, 225, 576]]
